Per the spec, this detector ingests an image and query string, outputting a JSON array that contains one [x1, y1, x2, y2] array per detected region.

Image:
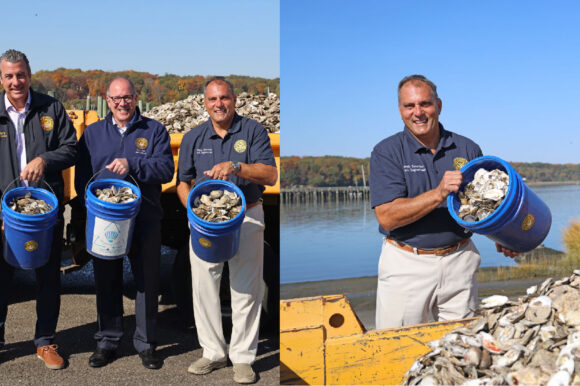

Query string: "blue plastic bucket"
[[187, 180, 246, 263], [85, 179, 141, 259], [447, 155, 551, 252], [1, 187, 59, 269]]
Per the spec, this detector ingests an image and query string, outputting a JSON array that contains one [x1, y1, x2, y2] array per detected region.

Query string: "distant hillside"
[[10, 68, 279, 110], [281, 156, 580, 188]]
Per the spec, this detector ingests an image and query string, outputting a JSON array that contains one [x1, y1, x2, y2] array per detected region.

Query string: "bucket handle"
[[84, 168, 140, 199], [1, 177, 57, 205]]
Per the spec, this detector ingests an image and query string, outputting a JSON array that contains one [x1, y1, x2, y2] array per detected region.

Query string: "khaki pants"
[[375, 238, 480, 330], [189, 203, 265, 364]]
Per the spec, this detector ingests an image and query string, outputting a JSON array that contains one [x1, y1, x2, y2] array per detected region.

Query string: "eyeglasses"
[[108, 95, 135, 104]]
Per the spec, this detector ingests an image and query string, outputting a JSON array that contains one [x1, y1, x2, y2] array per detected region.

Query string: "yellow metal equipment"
[[280, 295, 475, 385]]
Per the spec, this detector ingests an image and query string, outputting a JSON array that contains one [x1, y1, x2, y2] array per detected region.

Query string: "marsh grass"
[[477, 218, 580, 283]]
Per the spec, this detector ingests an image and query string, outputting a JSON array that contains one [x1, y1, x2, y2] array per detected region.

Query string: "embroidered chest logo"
[[234, 140, 247, 153], [136, 138, 148, 150], [40, 116, 54, 131], [196, 148, 213, 155], [453, 157, 468, 170], [0, 131, 7, 138]]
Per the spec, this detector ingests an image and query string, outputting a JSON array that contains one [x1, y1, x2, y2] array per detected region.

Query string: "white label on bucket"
[[91, 217, 131, 257]]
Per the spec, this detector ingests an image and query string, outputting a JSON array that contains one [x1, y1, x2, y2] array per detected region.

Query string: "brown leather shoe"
[[37, 344, 65, 370]]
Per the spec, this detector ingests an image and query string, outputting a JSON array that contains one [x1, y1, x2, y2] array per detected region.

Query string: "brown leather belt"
[[246, 201, 260, 209], [386, 237, 469, 256]]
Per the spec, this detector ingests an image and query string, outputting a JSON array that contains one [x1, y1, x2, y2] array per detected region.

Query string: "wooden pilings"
[[281, 186, 369, 203]]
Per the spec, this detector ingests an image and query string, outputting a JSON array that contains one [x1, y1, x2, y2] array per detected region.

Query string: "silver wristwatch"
[[232, 161, 241, 175]]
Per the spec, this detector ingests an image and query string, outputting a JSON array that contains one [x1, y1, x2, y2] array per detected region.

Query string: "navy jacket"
[[0, 89, 77, 203], [75, 109, 174, 221]]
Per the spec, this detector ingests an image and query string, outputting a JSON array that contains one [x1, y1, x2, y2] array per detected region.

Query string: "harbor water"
[[281, 184, 580, 284]]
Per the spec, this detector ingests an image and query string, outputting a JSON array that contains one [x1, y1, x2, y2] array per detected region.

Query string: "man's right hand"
[[437, 170, 463, 201]]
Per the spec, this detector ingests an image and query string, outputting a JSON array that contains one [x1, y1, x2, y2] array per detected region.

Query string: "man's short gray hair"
[[204, 76, 235, 95], [0, 49, 31, 76], [398, 74, 438, 102], [106, 77, 137, 96]]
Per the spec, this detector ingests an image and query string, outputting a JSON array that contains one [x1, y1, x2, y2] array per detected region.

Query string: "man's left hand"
[[20, 156, 46, 182], [203, 161, 235, 180], [105, 158, 129, 175], [496, 242, 519, 258]]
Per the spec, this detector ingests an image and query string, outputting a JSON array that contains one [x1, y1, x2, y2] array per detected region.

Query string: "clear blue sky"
[[2, 0, 279, 78], [281, 1, 580, 164]]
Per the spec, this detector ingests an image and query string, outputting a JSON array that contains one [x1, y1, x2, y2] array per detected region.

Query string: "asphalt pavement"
[[0, 253, 279, 385]]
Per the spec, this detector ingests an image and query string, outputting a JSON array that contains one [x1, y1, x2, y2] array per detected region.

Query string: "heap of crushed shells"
[[403, 270, 580, 386], [8, 192, 52, 214], [94, 186, 137, 203], [458, 168, 509, 222], [142, 92, 279, 134], [192, 189, 242, 223]]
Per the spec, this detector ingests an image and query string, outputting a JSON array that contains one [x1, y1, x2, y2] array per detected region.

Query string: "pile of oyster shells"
[[7, 192, 52, 214], [94, 186, 137, 203], [192, 189, 242, 222], [143, 92, 280, 134], [403, 271, 580, 386], [458, 168, 509, 222]]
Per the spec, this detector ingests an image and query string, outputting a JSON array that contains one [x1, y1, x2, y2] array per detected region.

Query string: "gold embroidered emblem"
[[136, 138, 148, 150], [0, 131, 7, 138], [199, 238, 212, 248], [522, 214, 535, 231], [40, 116, 54, 131], [234, 140, 247, 153], [25, 240, 38, 252], [453, 157, 468, 170]]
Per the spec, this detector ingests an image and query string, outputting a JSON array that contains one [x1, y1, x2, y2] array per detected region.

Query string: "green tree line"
[[282, 157, 580, 188], [2, 68, 279, 110]]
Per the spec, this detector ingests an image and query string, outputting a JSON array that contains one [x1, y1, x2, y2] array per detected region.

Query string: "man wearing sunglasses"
[[75, 77, 173, 370]]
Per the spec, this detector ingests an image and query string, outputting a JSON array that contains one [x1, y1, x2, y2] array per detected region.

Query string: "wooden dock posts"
[[281, 186, 369, 203]]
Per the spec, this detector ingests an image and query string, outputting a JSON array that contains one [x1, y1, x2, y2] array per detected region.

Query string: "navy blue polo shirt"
[[370, 124, 483, 248], [177, 113, 276, 204]]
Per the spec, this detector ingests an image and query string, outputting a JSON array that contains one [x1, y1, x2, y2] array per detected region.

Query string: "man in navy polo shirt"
[[370, 74, 517, 329], [75, 77, 174, 369], [176, 77, 277, 384]]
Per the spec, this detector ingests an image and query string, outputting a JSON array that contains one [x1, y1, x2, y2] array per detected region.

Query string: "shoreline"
[[526, 180, 580, 187]]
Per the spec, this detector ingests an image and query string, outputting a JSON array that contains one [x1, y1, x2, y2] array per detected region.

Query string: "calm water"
[[280, 184, 580, 284]]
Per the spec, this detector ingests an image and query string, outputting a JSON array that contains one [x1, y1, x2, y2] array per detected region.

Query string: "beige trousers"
[[375, 238, 481, 330], [189, 203, 265, 364]]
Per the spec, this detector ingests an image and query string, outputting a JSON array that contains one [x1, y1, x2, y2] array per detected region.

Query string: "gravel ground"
[[0, 254, 279, 385]]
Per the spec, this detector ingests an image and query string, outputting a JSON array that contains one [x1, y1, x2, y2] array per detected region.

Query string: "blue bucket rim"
[[1, 186, 59, 218], [87, 178, 142, 208], [447, 155, 520, 228], [187, 180, 246, 227]]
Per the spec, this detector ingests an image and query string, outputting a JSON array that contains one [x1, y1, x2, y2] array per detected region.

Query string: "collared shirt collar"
[[209, 113, 242, 138], [404, 123, 454, 154], [5, 91, 31, 114], [112, 111, 138, 132]]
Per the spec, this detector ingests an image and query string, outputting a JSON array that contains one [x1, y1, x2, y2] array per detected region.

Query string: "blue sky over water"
[[282, 1, 580, 163]]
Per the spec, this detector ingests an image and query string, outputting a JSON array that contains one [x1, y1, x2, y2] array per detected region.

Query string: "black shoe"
[[88, 347, 116, 368], [138, 348, 163, 370]]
